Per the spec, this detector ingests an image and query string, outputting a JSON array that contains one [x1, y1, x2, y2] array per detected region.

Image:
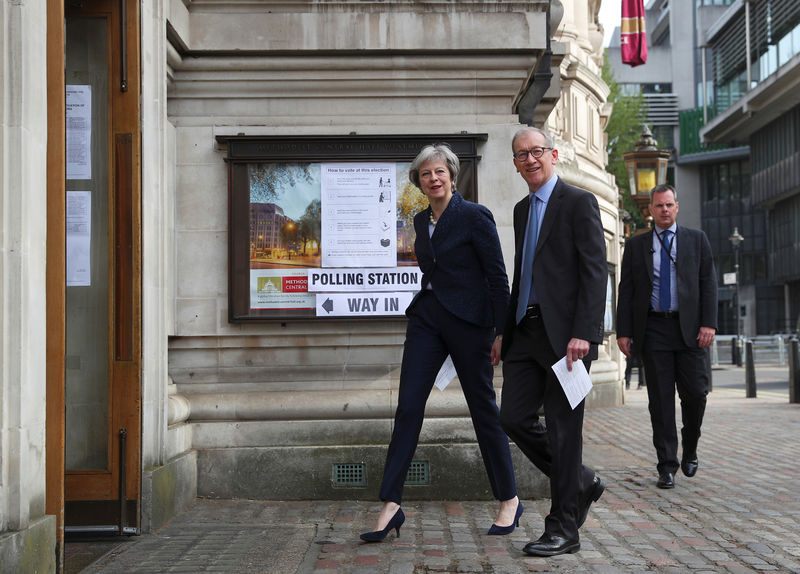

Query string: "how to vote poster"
[[320, 163, 397, 268]]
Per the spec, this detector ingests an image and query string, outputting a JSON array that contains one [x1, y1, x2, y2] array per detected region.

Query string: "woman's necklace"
[[429, 195, 450, 226]]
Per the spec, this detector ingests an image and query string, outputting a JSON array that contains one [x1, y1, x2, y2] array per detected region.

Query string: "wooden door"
[[62, 0, 141, 533]]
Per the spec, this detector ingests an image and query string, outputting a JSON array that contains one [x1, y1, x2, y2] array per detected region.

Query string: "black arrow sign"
[[321, 298, 334, 313]]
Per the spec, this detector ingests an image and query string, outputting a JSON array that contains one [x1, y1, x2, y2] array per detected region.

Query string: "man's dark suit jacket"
[[408, 191, 509, 332], [501, 178, 607, 359], [617, 226, 717, 353]]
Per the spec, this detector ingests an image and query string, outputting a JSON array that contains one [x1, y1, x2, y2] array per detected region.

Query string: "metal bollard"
[[777, 335, 785, 365], [745, 339, 756, 398], [738, 337, 744, 367], [731, 338, 738, 365], [711, 339, 719, 367], [789, 337, 800, 404]]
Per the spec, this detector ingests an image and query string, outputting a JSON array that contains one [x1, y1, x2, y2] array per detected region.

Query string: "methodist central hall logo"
[[257, 277, 281, 293]]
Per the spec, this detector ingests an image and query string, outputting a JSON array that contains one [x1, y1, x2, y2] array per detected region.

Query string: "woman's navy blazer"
[[407, 191, 509, 333]]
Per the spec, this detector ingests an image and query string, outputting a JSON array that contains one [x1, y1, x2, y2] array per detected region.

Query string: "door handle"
[[119, 0, 127, 91]]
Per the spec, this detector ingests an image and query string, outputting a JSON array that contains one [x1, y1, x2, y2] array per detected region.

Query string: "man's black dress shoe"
[[681, 456, 698, 477], [523, 533, 580, 557], [657, 472, 675, 489], [578, 475, 605, 527]]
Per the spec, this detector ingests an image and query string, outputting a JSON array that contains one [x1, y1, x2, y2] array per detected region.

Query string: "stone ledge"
[[0, 515, 56, 574], [183, 11, 547, 53], [192, 416, 490, 448], [141, 451, 198, 533], [196, 443, 548, 500]]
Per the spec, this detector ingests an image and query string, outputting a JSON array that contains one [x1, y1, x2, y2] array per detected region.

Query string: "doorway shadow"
[[64, 532, 135, 573]]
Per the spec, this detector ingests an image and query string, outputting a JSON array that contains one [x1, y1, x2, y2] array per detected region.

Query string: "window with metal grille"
[[332, 463, 366, 487], [404, 461, 429, 485]]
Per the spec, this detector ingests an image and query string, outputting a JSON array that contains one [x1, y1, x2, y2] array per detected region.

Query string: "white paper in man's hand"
[[551, 356, 593, 409], [434, 355, 457, 391]]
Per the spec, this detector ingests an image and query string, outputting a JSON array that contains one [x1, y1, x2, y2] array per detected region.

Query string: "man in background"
[[617, 184, 717, 489]]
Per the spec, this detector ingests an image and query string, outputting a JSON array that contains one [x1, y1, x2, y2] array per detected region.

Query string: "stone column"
[[0, 0, 57, 569]]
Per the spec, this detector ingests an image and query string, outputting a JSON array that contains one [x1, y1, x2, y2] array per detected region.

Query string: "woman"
[[360, 143, 522, 542]]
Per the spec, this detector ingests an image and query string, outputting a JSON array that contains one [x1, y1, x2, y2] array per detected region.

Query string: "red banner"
[[621, 0, 647, 67]]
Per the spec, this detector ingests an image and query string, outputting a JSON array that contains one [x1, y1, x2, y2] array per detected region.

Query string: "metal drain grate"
[[405, 461, 429, 485], [332, 463, 366, 487]]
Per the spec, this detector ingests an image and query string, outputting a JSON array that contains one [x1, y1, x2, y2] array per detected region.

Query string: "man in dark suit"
[[499, 127, 608, 557], [616, 184, 717, 489]]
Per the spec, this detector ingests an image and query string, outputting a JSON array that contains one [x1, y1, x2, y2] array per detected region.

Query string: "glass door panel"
[[65, 16, 111, 472]]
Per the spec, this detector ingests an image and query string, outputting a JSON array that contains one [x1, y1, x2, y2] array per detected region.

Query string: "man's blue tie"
[[515, 197, 539, 323], [659, 230, 672, 312]]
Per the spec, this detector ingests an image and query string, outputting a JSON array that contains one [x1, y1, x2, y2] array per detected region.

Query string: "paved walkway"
[[80, 366, 800, 573]]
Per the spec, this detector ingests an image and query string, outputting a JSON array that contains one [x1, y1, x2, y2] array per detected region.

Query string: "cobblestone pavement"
[[82, 367, 800, 573]]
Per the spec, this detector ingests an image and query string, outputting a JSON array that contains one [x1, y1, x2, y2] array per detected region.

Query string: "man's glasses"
[[513, 147, 553, 161]]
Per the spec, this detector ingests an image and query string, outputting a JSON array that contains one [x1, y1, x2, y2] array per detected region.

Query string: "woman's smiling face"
[[418, 158, 453, 201]]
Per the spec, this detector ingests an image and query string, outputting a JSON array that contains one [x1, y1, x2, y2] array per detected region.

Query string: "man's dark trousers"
[[501, 315, 594, 540], [642, 315, 709, 475]]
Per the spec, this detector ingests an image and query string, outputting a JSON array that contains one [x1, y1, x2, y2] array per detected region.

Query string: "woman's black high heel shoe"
[[487, 502, 524, 535], [360, 508, 406, 542]]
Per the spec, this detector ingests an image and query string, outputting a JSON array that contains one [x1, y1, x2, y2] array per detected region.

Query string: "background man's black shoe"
[[657, 472, 675, 489], [578, 475, 605, 527], [523, 533, 580, 557], [681, 457, 698, 477]]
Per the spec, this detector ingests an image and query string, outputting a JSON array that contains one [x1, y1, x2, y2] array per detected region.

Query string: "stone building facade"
[[0, 1, 620, 570]]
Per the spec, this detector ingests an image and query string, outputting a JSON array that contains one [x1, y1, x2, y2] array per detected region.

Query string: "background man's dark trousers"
[[642, 315, 708, 476]]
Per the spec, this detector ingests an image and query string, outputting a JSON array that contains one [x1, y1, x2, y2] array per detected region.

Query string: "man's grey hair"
[[511, 127, 555, 152]]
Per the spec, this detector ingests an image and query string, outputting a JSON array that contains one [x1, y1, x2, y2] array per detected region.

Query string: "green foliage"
[[602, 53, 648, 233]]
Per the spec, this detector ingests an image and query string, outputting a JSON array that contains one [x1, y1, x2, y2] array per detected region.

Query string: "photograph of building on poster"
[[248, 161, 425, 313]]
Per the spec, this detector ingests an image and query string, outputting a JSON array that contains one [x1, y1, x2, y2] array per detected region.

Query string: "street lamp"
[[284, 221, 296, 259], [623, 124, 672, 227], [729, 226, 744, 365]]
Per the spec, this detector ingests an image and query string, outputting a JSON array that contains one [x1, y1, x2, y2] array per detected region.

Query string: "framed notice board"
[[217, 134, 487, 322]]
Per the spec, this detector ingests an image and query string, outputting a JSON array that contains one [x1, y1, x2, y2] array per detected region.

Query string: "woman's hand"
[[490, 336, 503, 366]]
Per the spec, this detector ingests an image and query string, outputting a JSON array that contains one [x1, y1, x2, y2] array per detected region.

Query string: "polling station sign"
[[315, 292, 415, 317], [308, 267, 421, 292]]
